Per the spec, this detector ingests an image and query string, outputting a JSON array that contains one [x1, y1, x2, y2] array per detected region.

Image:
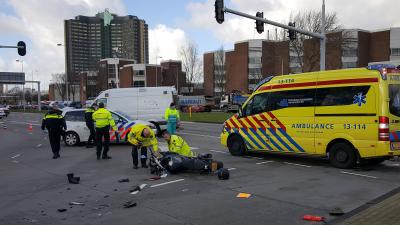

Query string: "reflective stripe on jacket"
[[167, 135, 193, 157], [164, 108, 180, 123], [92, 108, 117, 130], [127, 124, 158, 152], [41, 110, 66, 131]]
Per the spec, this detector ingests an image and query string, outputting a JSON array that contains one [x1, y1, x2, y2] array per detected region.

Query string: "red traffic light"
[[17, 41, 26, 56]]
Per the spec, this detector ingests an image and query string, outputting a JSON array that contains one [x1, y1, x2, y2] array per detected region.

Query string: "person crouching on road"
[[41, 106, 67, 159], [92, 102, 117, 160], [161, 130, 195, 157], [164, 102, 180, 135], [128, 124, 158, 169], [84, 104, 97, 148]]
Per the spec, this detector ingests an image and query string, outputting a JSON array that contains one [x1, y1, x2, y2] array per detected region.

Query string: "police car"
[[62, 109, 157, 146]]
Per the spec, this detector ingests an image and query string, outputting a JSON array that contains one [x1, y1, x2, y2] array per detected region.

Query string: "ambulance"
[[220, 64, 400, 168]]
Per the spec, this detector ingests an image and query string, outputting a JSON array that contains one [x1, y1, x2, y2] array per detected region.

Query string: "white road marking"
[[341, 171, 377, 179], [191, 147, 199, 150], [284, 162, 312, 168], [12, 160, 19, 163], [150, 179, 185, 188], [210, 150, 228, 154], [179, 132, 219, 139], [228, 168, 236, 171], [11, 154, 21, 159], [256, 161, 274, 165]]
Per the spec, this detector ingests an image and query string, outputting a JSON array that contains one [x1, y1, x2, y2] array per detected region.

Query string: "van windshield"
[[389, 84, 400, 117]]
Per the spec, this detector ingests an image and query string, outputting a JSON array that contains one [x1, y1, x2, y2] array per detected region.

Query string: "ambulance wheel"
[[228, 135, 246, 156], [64, 131, 80, 146], [329, 142, 356, 169]]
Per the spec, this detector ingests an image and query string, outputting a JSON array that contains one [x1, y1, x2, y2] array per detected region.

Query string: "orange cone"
[[27, 123, 33, 132]]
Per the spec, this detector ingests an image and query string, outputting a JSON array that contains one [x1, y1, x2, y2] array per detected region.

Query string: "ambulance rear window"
[[315, 86, 370, 106], [389, 84, 400, 117]]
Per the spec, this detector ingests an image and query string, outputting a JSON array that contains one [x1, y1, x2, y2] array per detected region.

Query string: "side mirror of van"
[[238, 108, 243, 118]]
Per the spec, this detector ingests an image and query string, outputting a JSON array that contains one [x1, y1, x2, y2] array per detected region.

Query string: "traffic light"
[[255, 12, 264, 34], [215, 0, 224, 24], [287, 22, 297, 41], [17, 41, 26, 56]]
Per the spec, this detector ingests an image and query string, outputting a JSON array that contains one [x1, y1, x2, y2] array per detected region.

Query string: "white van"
[[93, 86, 176, 133]]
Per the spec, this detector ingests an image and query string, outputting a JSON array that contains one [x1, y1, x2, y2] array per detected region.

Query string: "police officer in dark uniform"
[[41, 106, 67, 159], [84, 105, 96, 148]]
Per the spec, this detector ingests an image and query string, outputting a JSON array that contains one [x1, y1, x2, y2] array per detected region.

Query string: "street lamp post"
[[16, 59, 25, 111], [57, 43, 68, 101], [155, 56, 163, 87]]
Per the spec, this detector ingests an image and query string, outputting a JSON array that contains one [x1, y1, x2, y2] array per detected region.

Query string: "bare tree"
[[179, 40, 202, 95], [213, 45, 227, 96], [287, 10, 350, 73], [52, 73, 66, 101]]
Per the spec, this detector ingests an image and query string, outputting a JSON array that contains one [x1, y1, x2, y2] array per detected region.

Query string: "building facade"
[[64, 9, 148, 82], [204, 27, 400, 96]]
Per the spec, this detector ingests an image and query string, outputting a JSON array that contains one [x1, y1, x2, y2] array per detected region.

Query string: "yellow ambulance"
[[220, 64, 400, 168]]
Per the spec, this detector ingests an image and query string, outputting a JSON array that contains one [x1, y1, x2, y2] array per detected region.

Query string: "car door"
[[110, 112, 128, 143], [64, 110, 89, 142]]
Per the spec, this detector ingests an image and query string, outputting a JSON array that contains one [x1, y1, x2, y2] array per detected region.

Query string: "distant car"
[[0, 105, 10, 116], [0, 109, 5, 119], [62, 109, 157, 146]]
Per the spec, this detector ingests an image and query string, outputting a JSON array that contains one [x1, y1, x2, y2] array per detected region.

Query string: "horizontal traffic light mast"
[[215, 0, 326, 71], [0, 41, 26, 56]]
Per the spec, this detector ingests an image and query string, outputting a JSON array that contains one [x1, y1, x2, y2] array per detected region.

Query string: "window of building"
[[133, 81, 145, 87], [315, 85, 370, 106], [342, 62, 358, 68], [391, 48, 400, 56], [342, 48, 358, 57], [134, 70, 145, 76]]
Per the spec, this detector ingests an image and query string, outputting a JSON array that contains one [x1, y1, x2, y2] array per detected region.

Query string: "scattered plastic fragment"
[[57, 209, 67, 212], [236, 193, 251, 198], [148, 176, 161, 181], [130, 184, 147, 195], [123, 201, 137, 208], [303, 215, 325, 221], [69, 202, 85, 206], [118, 178, 130, 183], [329, 208, 344, 216]]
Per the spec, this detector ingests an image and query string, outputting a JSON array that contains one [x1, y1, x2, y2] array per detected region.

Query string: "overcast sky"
[[0, 0, 399, 89]]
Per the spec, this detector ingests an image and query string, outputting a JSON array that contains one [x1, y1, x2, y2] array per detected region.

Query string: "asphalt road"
[[1, 112, 400, 225]]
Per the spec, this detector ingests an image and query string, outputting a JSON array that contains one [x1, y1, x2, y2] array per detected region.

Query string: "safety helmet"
[[217, 168, 230, 180]]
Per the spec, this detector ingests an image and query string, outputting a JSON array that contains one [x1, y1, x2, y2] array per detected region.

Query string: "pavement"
[[1, 112, 400, 225]]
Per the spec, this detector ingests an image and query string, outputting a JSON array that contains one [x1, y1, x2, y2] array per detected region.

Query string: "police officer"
[[41, 106, 66, 159], [164, 102, 180, 134], [84, 105, 96, 148], [92, 102, 117, 160], [128, 124, 158, 169], [161, 130, 195, 157]]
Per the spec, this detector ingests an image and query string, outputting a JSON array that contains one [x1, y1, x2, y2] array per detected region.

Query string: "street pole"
[[155, 57, 158, 87], [57, 43, 68, 101], [176, 66, 179, 94], [37, 81, 41, 112], [320, 0, 326, 71]]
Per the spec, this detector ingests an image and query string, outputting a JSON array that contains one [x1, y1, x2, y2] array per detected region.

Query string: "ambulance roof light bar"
[[367, 64, 397, 80]]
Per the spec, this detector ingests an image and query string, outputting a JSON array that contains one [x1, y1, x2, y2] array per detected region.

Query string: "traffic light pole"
[[223, 6, 326, 71]]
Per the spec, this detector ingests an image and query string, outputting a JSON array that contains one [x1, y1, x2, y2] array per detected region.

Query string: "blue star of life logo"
[[277, 99, 288, 107], [353, 92, 366, 107]]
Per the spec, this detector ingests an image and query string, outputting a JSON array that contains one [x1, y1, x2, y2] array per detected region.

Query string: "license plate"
[[391, 142, 400, 150]]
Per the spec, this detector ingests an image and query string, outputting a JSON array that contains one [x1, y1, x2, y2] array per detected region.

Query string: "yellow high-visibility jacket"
[[127, 124, 158, 152], [167, 135, 194, 157], [164, 107, 180, 123], [92, 108, 117, 130]]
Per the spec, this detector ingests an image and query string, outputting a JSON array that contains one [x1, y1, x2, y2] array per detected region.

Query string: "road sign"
[[0, 72, 25, 84]]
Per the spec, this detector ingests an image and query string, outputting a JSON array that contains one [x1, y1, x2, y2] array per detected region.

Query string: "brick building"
[[204, 27, 400, 96]]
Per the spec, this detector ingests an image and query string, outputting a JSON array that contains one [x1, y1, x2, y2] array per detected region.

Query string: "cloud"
[[186, 0, 400, 46], [0, 0, 126, 89], [149, 24, 187, 64]]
